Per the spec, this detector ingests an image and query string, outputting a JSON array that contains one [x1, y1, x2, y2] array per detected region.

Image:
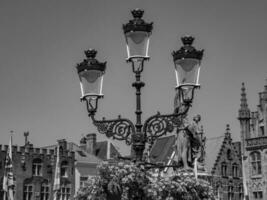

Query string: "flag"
[[242, 155, 249, 200], [53, 146, 61, 200], [3, 133, 14, 200]]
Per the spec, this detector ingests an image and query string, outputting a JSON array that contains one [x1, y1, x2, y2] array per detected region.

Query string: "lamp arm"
[[90, 115, 135, 145], [143, 104, 190, 147]]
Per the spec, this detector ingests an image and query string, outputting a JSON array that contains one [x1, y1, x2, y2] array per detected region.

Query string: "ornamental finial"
[[85, 49, 97, 59], [181, 36, 194, 46], [131, 9, 144, 19]]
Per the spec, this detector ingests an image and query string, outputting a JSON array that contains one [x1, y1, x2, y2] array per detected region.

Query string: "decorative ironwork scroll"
[[91, 115, 135, 145], [143, 105, 190, 147]]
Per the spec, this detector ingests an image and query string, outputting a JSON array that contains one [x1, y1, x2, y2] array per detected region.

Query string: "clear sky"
[[0, 0, 267, 155]]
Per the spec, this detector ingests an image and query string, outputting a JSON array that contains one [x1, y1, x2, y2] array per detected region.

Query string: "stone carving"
[[174, 114, 206, 169]]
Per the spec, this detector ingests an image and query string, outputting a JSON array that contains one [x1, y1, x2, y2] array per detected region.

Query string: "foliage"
[[75, 162, 215, 200]]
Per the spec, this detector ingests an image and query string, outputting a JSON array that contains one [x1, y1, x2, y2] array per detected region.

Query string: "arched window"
[[61, 161, 68, 178], [32, 158, 43, 176], [232, 163, 238, 177], [228, 185, 234, 200], [41, 181, 50, 200], [250, 151, 261, 175], [23, 184, 33, 200], [221, 162, 227, 177]]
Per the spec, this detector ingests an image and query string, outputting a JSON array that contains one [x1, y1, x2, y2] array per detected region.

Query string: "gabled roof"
[[68, 142, 102, 164], [95, 141, 121, 160], [208, 125, 242, 174], [205, 135, 224, 173], [42, 142, 102, 164]]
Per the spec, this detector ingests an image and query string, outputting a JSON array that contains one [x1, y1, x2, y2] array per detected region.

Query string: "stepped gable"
[[210, 125, 241, 174], [205, 135, 224, 173]]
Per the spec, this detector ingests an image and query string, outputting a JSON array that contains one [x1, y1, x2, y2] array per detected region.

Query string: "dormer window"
[[61, 161, 68, 178], [32, 158, 42, 176]]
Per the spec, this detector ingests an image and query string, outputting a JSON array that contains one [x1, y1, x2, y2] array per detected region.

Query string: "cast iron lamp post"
[[76, 9, 204, 162]]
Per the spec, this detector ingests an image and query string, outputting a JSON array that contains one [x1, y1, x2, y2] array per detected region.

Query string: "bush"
[[75, 162, 215, 200]]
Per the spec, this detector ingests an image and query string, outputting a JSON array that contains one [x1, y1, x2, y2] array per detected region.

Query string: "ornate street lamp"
[[76, 9, 204, 162], [172, 36, 203, 104], [76, 49, 106, 116]]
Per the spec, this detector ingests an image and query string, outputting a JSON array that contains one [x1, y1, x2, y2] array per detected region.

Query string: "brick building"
[[238, 81, 267, 200], [43, 133, 121, 194], [207, 125, 243, 200], [0, 139, 75, 200]]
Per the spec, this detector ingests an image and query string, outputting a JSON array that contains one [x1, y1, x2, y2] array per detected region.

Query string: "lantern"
[[123, 9, 153, 62], [172, 36, 203, 102]]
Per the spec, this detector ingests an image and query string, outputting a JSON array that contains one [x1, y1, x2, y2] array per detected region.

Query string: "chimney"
[[85, 133, 96, 155]]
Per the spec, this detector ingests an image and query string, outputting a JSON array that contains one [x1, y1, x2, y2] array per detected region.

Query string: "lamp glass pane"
[[180, 86, 194, 102], [79, 69, 104, 98], [175, 58, 200, 87], [125, 31, 150, 59]]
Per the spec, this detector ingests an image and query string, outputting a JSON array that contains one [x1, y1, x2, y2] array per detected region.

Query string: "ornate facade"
[[0, 139, 75, 200], [209, 125, 243, 200], [238, 81, 267, 200]]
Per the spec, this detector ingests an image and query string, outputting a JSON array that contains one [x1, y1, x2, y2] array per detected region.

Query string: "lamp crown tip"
[[85, 49, 97, 59], [131, 9, 144, 18], [181, 36, 195, 46]]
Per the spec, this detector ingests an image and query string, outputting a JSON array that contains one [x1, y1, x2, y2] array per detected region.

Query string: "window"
[[80, 177, 88, 188], [253, 191, 263, 199], [251, 152, 261, 175], [221, 162, 227, 176], [232, 163, 238, 177], [61, 161, 68, 178], [23, 184, 33, 200], [32, 158, 42, 176], [228, 185, 234, 200], [58, 185, 71, 200], [239, 185, 243, 200], [41, 183, 49, 200]]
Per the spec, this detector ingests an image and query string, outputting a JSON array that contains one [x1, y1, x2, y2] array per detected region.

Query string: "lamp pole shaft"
[[135, 72, 143, 132], [132, 69, 145, 161]]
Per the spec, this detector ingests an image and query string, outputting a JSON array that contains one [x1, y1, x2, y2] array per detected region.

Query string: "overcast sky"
[[0, 0, 267, 155]]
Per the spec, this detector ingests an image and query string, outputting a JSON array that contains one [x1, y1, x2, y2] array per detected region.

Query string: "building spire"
[[225, 124, 231, 139], [239, 82, 250, 119], [241, 82, 248, 109]]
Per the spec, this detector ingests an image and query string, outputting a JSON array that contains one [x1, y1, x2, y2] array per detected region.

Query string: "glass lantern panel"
[[79, 69, 104, 98], [180, 86, 194, 102], [175, 58, 200, 87], [85, 95, 98, 111], [125, 31, 150, 59]]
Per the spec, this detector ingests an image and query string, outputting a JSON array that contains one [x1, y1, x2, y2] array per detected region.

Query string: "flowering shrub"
[[75, 162, 215, 200]]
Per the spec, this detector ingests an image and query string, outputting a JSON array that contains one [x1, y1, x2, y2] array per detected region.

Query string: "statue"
[[174, 114, 205, 169]]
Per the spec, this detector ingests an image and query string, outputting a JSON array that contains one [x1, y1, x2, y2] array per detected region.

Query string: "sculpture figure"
[[174, 114, 205, 169]]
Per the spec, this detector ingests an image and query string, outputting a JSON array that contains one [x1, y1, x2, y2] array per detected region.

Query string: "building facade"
[[0, 139, 75, 200], [238, 81, 267, 200], [209, 125, 243, 200], [43, 133, 121, 194]]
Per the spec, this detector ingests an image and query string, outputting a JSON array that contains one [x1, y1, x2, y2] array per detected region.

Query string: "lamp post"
[[76, 9, 204, 162]]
